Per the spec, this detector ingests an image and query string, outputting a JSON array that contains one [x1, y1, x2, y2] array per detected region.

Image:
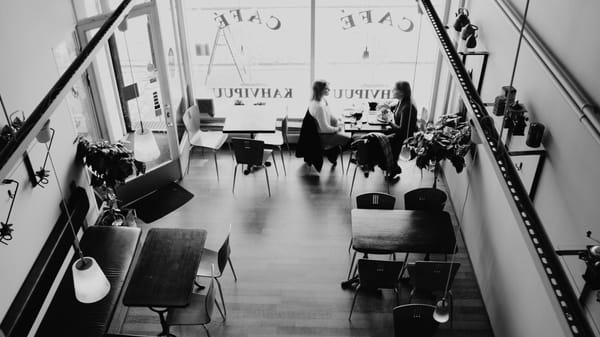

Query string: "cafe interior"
[[1, 0, 600, 336]]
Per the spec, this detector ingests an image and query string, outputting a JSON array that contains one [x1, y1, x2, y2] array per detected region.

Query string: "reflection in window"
[[184, 0, 310, 117]]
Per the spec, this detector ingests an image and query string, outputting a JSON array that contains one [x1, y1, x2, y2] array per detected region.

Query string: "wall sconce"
[[0, 179, 19, 245], [23, 122, 55, 188]]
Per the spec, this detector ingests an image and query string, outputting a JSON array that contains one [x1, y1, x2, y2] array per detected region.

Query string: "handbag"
[[461, 24, 478, 41], [466, 32, 478, 49], [453, 8, 470, 32]]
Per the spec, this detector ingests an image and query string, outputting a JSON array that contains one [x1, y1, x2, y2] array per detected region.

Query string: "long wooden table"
[[123, 228, 207, 337], [342, 209, 456, 288]]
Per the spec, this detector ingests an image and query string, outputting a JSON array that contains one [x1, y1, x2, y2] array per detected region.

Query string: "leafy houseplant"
[[76, 137, 145, 226], [403, 113, 473, 190]]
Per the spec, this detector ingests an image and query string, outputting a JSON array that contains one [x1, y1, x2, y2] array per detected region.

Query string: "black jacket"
[[295, 111, 324, 171]]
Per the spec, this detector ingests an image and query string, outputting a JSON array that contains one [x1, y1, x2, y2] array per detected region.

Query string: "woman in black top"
[[387, 81, 418, 162]]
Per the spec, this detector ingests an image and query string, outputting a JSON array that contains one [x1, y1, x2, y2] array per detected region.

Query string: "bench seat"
[[35, 226, 140, 337]]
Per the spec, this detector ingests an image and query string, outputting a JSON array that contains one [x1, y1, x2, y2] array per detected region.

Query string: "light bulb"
[[362, 46, 370, 59], [433, 298, 450, 323]]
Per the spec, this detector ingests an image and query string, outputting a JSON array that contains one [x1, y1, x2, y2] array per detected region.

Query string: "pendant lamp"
[[46, 144, 110, 303], [134, 124, 160, 162], [433, 298, 450, 323], [122, 21, 160, 162], [362, 46, 370, 60]]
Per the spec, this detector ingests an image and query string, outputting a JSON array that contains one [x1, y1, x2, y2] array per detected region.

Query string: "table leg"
[[149, 307, 176, 337]]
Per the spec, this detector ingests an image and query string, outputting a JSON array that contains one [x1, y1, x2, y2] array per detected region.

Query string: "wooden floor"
[[118, 150, 494, 337]]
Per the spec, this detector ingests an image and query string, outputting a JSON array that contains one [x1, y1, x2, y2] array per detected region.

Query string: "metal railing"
[[0, 0, 135, 179], [419, 0, 594, 336]]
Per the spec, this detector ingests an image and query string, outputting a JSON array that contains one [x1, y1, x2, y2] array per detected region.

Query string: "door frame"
[[76, 0, 183, 204]]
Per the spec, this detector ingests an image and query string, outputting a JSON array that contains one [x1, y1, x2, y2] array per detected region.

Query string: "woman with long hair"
[[308, 80, 351, 165]]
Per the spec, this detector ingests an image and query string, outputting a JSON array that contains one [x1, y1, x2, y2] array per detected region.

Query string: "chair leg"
[[232, 164, 239, 194], [449, 291, 454, 328], [228, 257, 238, 281], [348, 238, 353, 254], [215, 278, 227, 316], [271, 151, 279, 176], [213, 150, 219, 181], [201, 324, 211, 337], [264, 165, 271, 197], [394, 288, 400, 305], [348, 286, 360, 321], [338, 146, 345, 174], [186, 146, 194, 175], [399, 253, 410, 279], [227, 140, 234, 162], [347, 251, 357, 280], [349, 165, 358, 195], [279, 146, 286, 176], [346, 150, 353, 175], [215, 299, 226, 321]]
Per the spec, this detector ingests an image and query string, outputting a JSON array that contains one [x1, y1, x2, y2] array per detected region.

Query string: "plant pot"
[[404, 188, 448, 212]]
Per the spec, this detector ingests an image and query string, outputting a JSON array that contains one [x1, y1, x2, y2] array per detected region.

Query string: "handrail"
[[0, 0, 135, 179], [492, 0, 600, 145], [418, 1, 594, 336]]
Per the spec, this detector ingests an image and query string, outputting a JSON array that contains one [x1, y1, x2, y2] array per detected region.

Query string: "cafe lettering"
[[214, 9, 282, 30], [212, 87, 392, 100], [340, 9, 414, 32]]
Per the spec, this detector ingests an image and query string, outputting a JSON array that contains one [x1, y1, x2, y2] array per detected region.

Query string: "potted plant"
[[76, 137, 145, 226], [403, 113, 473, 209]]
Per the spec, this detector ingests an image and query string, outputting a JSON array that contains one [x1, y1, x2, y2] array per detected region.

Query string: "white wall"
[[443, 0, 600, 336], [0, 0, 94, 321]]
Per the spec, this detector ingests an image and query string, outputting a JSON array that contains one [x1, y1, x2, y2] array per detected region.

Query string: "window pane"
[[315, 0, 438, 115], [184, 0, 310, 118]]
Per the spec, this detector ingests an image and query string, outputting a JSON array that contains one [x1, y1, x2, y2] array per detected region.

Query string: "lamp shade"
[[134, 128, 160, 162], [433, 298, 450, 323], [362, 46, 370, 60], [36, 120, 52, 143], [72, 257, 110, 303]]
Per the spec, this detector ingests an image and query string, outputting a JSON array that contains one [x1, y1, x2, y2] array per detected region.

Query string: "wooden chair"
[[196, 224, 238, 317], [393, 304, 439, 337], [256, 114, 289, 175], [183, 105, 230, 180], [166, 265, 225, 337], [231, 138, 273, 197], [408, 261, 461, 327], [348, 259, 404, 320]]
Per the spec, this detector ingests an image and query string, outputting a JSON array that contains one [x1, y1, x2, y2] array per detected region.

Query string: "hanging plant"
[[403, 113, 473, 189]]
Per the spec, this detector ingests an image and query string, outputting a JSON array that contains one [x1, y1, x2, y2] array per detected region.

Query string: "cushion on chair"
[[190, 130, 228, 149], [256, 131, 284, 146]]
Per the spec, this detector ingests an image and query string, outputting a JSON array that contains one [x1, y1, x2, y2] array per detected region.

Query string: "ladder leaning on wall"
[[204, 27, 249, 85]]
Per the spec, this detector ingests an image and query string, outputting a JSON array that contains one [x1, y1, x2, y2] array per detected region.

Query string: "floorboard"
[[118, 149, 494, 337]]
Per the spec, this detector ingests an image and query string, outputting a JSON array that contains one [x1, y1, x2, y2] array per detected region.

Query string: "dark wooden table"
[[342, 209, 456, 288], [123, 228, 207, 337]]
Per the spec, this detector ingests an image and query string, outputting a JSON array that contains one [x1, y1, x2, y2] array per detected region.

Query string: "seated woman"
[[308, 80, 351, 165], [379, 81, 418, 164]]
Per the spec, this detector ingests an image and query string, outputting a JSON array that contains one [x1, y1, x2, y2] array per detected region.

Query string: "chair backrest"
[[231, 138, 265, 166], [203, 264, 216, 323], [393, 304, 439, 337], [412, 261, 461, 293], [216, 224, 232, 274], [356, 192, 396, 210], [281, 114, 289, 142], [183, 105, 201, 135], [357, 259, 403, 290], [355, 139, 370, 166], [404, 188, 447, 211]]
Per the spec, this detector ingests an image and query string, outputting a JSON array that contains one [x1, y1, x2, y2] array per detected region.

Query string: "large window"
[[315, 0, 438, 115], [183, 0, 440, 118], [184, 0, 310, 117]]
